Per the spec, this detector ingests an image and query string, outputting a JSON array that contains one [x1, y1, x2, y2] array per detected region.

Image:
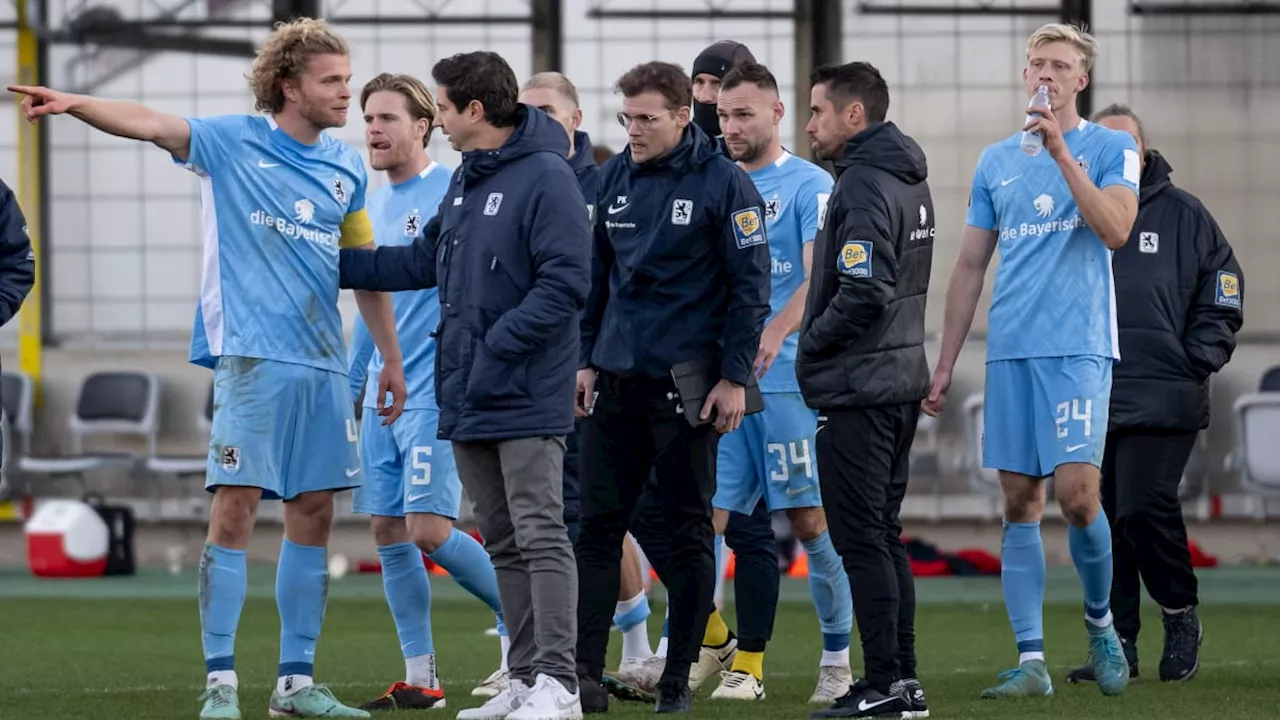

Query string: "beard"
[[730, 136, 770, 165]]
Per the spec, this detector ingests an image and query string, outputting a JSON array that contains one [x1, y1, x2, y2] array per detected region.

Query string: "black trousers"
[[575, 372, 719, 689], [632, 489, 779, 652], [817, 403, 920, 691], [1102, 429, 1200, 642]]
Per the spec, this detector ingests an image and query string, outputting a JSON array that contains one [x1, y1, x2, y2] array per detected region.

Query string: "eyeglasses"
[[616, 109, 674, 130]]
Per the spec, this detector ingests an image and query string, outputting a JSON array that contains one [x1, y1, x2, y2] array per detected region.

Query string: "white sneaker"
[[456, 678, 529, 720], [471, 669, 509, 698], [808, 665, 853, 704], [709, 670, 765, 701], [689, 637, 737, 691], [612, 656, 664, 693], [505, 674, 581, 720]]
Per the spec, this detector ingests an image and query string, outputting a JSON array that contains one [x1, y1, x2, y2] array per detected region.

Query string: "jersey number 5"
[[1055, 398, 1092, 439], [411, 446, 432, 485], [767, 440, 814, 482]]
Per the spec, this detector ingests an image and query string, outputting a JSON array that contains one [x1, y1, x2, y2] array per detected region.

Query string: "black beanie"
[[691, 40, 756, 137], [692, 40, 756, 81]]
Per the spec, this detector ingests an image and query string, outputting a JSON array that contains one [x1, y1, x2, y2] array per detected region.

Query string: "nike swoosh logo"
[[607, 203, 629, 214], [555, 696, 579, 710], [1000, 175, 1020, 186], [258, 159, 280, 168], [1066, 444, 1088, 453], [407, 494, 428, 503], [346, 467, 361, 477], [857, 696, 897, 711]]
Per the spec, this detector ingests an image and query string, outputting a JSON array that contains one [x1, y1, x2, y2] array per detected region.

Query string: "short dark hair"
[[1093, 103, 1146, 145], [720, 61, 778, 94], [810, 62, 890, 124], [616, 61, 692, 110], [431, 51, 520, 128]]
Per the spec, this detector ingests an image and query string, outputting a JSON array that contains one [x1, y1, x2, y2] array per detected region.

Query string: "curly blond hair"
[[248, 17, 349, 114], [360, 73, 437, 147]]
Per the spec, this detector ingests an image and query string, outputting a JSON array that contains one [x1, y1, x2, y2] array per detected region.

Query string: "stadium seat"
[[1228, 364, 1280, 518], [17, 370, 161, 489], [0, 370, 34, 491], [144, 379, 213, 479]]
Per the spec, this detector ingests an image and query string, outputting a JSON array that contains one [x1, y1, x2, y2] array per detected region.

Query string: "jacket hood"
[[569, 130, 596, 177], [1139, 149, 1173, 205], [624, 120, 722, 174], [460, 104, 568, 181], [834, 121, 928, 184]]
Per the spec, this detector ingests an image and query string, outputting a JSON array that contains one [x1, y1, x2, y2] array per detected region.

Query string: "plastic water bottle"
[[1020, 85, 1051, 156]]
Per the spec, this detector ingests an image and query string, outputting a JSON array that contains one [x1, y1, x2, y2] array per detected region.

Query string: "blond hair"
[[1026, 22, 1098, 73], [248, 17, 349, 114], [361, 73, 437, 147], [521, 71, 580, 108]]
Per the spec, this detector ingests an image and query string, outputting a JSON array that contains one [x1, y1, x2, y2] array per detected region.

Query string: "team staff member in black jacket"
[[0, 178, 34, 471], [574, 61, 771, 713], [1065, 104, 1243, 687], [799, 62, 934, 720], [518, 70, 599, 549]]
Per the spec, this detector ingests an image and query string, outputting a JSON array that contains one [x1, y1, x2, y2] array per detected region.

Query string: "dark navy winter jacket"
[[339, 105, 592, 443], [582, 123, 770, 386], [571, 130, 600, 214], [0, 178, 34, 329]]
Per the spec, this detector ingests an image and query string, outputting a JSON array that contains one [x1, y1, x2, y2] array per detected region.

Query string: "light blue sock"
[[199, 542, 246, 674], [801, 531, 853, 649], [276, 539, 329, 679], [714, 535, 725, 578], [429, 528, 505, 631], [661, 604, 669, 639], [1068, 510, 1114, 623], [377, 542, 434, 659], [613, 592, 651, 631], [1002, 521, 1046, 657]]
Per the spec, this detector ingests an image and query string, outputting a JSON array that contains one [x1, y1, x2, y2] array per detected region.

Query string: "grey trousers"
[[453, 436, 578, 691]]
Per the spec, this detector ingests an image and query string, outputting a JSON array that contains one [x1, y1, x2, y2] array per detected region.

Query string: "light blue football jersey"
[[749, 152, 834, 394], [966, 120, 1140, 362], [347, 161, 452, 411], [178, 114, 372, 374]]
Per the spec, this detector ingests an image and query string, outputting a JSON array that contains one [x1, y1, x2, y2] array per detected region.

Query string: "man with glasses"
[[573, 60, 771, 713]]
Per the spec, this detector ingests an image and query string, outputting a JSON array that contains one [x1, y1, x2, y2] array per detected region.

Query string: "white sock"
[[1018, 651, 1045, 665], [406, 653, 438, 688], [277, 674, 313, 696], [656, 636, 668, 658], [622, 623, 653, 661], [819, 648, 849, 668], [1086, 610, 1114, 628], [207, 670, 238, 689], [500, 633, 511, 673], [615, 592, 653, 661]]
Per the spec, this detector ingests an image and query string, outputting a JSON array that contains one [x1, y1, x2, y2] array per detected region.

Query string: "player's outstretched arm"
[[8, 85, 191, 161], [922, 225, 998, 417]]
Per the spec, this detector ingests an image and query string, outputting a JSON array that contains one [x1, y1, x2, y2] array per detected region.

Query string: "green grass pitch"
[[1, 565, 1277, 719]]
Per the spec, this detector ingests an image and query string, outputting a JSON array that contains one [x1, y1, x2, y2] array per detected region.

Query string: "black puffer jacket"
[[796, 122, 934, 409], [1109, 150, 1244, 431]]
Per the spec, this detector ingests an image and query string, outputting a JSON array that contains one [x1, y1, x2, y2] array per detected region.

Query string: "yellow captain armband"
[[339, 208, 374, 248]]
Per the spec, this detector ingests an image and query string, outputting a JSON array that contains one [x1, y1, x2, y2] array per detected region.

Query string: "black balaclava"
[[691, 40, 756, 137]]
